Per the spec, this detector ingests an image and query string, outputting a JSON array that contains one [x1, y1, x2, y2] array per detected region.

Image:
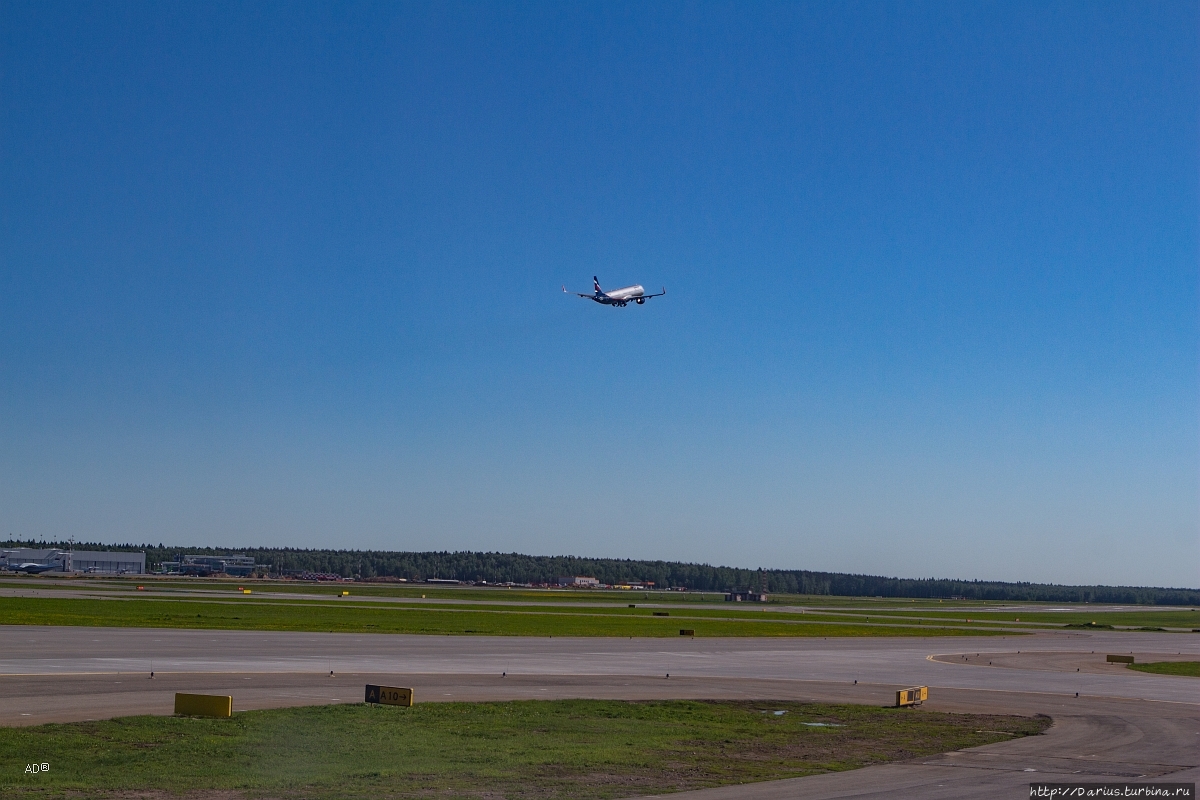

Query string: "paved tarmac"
[[1, 625, 1197, 798]]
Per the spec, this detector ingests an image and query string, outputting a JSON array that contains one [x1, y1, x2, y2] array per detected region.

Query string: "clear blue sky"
[[2, 1, 1196, 587]]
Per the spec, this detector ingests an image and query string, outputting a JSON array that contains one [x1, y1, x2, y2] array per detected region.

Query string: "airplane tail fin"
[[593, 276, 602, 294]]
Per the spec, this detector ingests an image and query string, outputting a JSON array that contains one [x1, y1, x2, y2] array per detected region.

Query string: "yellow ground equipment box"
[[341, 591, 350, 596], [1106, 654, 1135, 664], [242, 589, 251, 594], [174, 693, 233, 717], [365, 684, 413, 707], [896, 686, 928, 707]]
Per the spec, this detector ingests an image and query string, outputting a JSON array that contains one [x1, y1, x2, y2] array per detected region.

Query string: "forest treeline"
[[5, 540, 1198, 605]]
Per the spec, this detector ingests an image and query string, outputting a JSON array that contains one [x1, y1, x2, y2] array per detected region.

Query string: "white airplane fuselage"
[[564, 276, 665, 307], [595, 284, 647, 305]]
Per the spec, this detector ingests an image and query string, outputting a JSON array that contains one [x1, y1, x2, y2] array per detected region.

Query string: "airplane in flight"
[[563, 276, 666, 307]]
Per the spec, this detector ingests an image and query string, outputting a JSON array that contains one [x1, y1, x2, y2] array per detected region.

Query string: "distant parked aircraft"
[[563, 276, 666, 307], [6, 562, 59, 574]]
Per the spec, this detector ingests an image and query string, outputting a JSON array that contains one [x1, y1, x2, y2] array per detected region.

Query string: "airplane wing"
[[640, 287, 667, 298], [563, 285, 596, 298]]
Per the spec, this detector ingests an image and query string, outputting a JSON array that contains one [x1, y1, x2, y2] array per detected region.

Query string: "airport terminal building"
[[1, 548, 146, 574], [158, 554, 258, 577], [71, 550, 146, 574]]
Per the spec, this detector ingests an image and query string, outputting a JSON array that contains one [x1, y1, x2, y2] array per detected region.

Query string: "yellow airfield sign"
[[174, 693, 233, 717], [895, 686, 928, 707]]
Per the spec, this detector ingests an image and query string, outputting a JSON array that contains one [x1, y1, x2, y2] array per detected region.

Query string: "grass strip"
[[1, 585, 1030, 628], [0, 596, 1011, 637], [0, 578, 1104, 607], [112, 593, 1032, 630], [15, 579, 1191, 628], [1126, 661, 1200, 677], [11, 579, 1195, 619], [84, 593, 952, 625], [0, 699, 1050, 799]]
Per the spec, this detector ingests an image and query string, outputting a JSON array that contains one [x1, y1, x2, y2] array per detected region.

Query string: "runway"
[[2, 625, 1197, 798]]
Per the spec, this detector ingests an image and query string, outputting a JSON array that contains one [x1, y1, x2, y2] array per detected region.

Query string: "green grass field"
[[0, 595, 1010, 636], [0, 575, 1126, 608], [0, 699, 1050, 799], [1127, 661, 1200, 677], [4, 575, 1193, 634], [0, 577, 931, 609]]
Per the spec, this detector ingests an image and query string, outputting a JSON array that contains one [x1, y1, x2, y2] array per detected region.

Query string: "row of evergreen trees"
[[5, 540, 1197, 605]]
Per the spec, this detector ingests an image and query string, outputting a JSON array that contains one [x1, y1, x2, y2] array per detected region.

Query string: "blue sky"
[[2, 1, 1196, 587]]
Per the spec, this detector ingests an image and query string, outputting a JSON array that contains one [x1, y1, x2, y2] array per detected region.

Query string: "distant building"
[[282, 570, 345, 581], [160, 554, 256, 577], [1, 548, 145, 574], [725, 590, 768, 602], [555, 576, 601, 587], [71, 550, 146, 574], [572, 576, 600, 587]]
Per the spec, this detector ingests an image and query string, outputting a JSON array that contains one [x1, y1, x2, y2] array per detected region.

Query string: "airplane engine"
[[636, 297, 645, 304]]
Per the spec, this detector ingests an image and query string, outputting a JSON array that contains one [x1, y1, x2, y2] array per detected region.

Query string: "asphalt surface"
[[1, 625, 1197, 798]]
